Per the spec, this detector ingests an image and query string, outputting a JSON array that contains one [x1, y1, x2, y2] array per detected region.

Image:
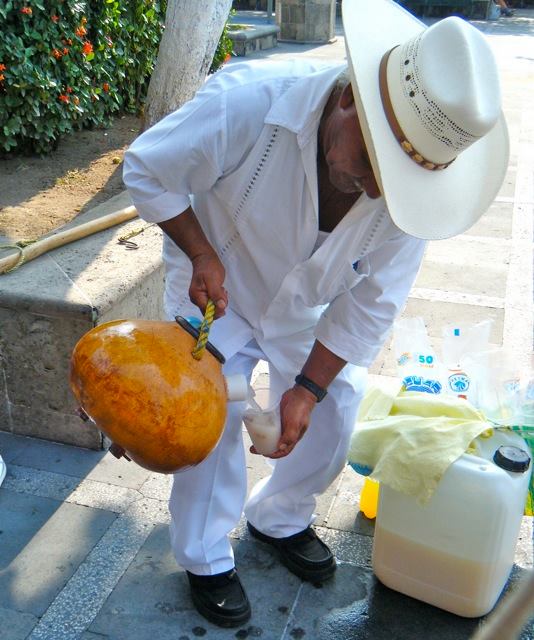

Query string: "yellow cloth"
[[348, 387, 492, 504]]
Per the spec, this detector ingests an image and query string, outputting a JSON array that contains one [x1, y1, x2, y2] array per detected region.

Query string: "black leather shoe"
[[247, 522, 336, 582], [186, 569, 251, 628]]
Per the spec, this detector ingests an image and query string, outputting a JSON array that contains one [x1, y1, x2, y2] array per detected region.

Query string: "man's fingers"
[[190, 287, 228, 318], [250, 443, 295, 459], [268, 444, 294, 459], [211, 285, 228, 307]]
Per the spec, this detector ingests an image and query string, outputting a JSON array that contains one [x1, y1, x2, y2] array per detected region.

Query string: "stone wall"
[[0, 192, 165, 449], [276, 0, 336, 43]]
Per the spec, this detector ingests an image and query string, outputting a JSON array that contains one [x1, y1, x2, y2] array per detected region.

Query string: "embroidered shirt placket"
[[352, 211, 387, 270], [218, 126, 280, 260], [173, 126, 280, 316]]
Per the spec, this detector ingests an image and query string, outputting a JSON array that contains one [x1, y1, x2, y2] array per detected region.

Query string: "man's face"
[[323, 84, 381, 200]]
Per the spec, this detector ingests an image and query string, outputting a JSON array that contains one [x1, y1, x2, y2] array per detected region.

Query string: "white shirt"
[[123, 60, 426, 379]]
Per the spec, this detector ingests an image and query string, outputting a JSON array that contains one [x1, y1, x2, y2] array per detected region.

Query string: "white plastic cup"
[[224, 374, 249, 402], [243, 386, 281, 455]]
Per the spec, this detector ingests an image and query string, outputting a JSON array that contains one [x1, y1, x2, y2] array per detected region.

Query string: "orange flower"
[[82, 41, 93, 56], [58, 94, 70, 103], [63, 47, 69, 55], [102, 82, 110, 93], [52, 49, 62, 59], [20, 7, 32, 15], [224, 53, 232, 63], [0, 74, 4, 82], [73, 96, 80, 105], [75, 26, 87, 37], [0, 64, 6, 72], [51, 14, 59, 23]]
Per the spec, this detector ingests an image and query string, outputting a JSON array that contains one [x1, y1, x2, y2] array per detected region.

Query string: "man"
[[123, 0, 508, 628], [495, 0, 514, 17]]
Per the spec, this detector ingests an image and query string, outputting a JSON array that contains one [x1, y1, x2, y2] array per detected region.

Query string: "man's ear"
[[339, 83, 355, 110]]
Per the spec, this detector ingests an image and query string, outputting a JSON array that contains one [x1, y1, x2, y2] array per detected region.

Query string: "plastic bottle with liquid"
[[359, 477, 380, 519], [372, 429, 532, 617]]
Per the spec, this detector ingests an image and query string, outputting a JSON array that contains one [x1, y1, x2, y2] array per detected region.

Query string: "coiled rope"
[[0, 239, 37, 273]]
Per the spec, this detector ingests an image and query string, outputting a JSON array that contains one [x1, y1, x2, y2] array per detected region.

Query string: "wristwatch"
[[294, 374, 328, 403]]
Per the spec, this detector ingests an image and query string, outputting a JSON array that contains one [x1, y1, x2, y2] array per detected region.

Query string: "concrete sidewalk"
[[1, 8, 533, 640]]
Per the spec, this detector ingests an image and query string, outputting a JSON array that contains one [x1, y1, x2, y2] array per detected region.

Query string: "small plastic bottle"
[[359, 477, 380, 519]]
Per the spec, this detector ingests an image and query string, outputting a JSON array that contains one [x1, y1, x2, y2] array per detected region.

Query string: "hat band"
[[379, 46, 456, 172]]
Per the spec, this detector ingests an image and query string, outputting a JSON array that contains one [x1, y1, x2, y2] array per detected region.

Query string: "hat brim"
[[343, 0, 509, 240]]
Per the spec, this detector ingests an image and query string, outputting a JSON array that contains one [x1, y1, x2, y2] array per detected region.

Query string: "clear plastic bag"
[[472, 360, 534, 516], [441, 320, 492, 402], [393, 317, 443, 394]]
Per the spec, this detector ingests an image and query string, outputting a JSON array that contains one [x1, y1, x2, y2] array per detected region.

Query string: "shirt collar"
[[264, 63, 346, 148]]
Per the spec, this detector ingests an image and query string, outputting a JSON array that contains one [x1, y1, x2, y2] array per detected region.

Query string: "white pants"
[[169, 340, 366, 576]]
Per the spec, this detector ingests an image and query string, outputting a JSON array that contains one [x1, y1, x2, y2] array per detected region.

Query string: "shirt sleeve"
[[122, 86, 227, 223], [314, 232, 427, 367]]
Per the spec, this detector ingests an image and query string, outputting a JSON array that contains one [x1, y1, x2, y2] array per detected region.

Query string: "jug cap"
[[493, 445, 531, 473]]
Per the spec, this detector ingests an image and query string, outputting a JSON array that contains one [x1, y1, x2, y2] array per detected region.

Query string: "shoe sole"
[[190, 590, 251, 628], [248, 525, 336, 583]]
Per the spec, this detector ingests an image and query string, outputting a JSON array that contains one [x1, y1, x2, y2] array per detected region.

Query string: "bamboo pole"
[[0, 206, 139, 275]]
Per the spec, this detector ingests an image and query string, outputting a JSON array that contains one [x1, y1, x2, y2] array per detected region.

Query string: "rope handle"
[[0, 239, 37, 273], [191, 299, 216, 360]]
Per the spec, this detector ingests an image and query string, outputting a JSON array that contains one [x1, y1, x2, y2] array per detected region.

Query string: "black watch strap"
[[294, 374, 328, 402]]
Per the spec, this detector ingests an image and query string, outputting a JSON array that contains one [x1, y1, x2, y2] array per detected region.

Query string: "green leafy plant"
[[209, 9, 235, 74], [0, 0, 166, 154], [0, 1, 235, 155]]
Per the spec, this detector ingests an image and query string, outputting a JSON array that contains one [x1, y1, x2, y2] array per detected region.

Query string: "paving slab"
[[465, 200, 514, 241], [24, 514, 154, 640], [3, 434, 106, 479], [419, 236, 510, 297], [301, 566, 534, 640], [0, 606, 38, 640], [85, 453, 153, 491], [0, 431, 33, 464], [318, 527, 374, 569], [137, 472, 173, 501], [0, 490, 116, 617], [87, 525, 302, 640], [325, 466, 375, 537]]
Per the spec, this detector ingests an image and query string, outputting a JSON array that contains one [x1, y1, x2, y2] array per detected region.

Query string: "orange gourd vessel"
[[70, 319, 227, 473]]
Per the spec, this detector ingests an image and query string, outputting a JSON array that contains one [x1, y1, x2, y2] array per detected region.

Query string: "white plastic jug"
[[373, 429, 531, 618]]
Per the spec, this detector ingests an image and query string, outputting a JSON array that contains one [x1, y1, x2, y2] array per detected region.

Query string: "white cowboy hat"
[[342, 0, 509, 240]]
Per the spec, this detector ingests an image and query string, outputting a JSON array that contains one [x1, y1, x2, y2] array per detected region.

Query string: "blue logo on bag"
[[403, 375, 442, 394], [448, 373, 470, 393], [397, 352, 411, 366]]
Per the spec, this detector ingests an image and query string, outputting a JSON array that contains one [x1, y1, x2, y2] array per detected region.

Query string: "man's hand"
[[250, 385, 317, 459], [158, 209, 228, 318], [249, 340, 347, 459], [190, 252, 228, 318]]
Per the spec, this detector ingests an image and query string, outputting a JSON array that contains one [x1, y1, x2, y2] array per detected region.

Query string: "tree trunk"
[[143, 0, 233, 130]]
